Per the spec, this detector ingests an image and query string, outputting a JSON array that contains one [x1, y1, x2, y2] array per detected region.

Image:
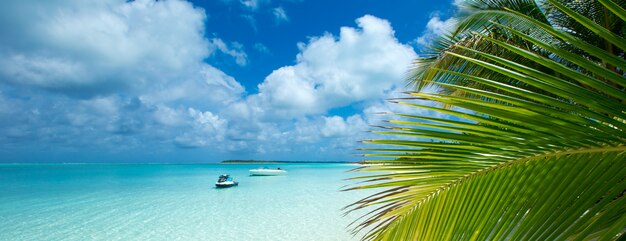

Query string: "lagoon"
[[0, 163, 370, 241]]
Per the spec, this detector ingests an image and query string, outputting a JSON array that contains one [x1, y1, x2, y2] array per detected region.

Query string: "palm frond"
[[349, 0, 626, 240]]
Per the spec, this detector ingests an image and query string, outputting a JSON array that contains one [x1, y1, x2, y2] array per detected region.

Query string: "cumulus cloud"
[[321, 115, 367, 138], [141, 64, 244, 108], [0, 91, 156, 151], [174, 108, 228, 148], [0, 55, 90, 92], [0, 1, 420, 162], [242, 15, 416, 119], [0, 0, 245, 96], [206, 15, 417, 159], [0, 0, 248, 159], [414, 15, 458, 46]]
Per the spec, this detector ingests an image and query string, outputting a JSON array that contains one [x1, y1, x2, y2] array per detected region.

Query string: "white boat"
[[249, 168, 287, 176]]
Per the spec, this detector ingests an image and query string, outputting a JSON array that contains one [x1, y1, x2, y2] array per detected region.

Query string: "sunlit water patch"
[[0, 163, 373, 241]]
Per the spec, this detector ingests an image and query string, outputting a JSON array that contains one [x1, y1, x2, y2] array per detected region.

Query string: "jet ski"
[[215, 174, 238, 188]]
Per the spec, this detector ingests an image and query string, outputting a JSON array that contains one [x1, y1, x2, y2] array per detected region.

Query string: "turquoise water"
[[0, 163, 371, 241]]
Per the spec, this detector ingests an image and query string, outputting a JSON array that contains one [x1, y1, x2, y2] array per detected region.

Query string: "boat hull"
[[249, 169, 287, 176], [215, 181, 238, 188]]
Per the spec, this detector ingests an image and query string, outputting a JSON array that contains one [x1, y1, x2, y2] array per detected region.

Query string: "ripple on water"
[[0, 164, 373, 241]]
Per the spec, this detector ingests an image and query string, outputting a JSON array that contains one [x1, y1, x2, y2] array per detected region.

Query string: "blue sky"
[[0, 0, 458, 163]]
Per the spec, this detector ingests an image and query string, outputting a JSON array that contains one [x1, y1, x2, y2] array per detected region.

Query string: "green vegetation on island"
[[348, 0, 626, 240]]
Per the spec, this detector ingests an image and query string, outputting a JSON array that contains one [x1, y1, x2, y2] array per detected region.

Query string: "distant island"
[[221, 160, 355, 164]]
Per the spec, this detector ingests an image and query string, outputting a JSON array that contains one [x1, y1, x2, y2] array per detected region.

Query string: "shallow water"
[[0, 163, 372, 241]]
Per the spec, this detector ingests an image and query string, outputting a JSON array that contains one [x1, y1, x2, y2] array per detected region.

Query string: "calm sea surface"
[[0, 163, 373, 241]]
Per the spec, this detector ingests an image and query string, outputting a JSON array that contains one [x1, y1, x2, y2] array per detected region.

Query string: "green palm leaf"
[[348, 0, 626, 240], [599, 0, 626, 22]]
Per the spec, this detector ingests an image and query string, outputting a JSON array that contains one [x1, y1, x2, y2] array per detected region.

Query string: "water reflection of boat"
[[215, 174, 238, 188], [249, 168, 287, 176]]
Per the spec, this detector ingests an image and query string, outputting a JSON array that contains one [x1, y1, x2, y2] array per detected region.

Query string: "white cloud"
[[0, 55, 88, 90], [321, 115, 367, 138], [154, 105, 186, 126], [241, 0, 260, 10], [0, 0, 245, 95], [415, 15, 458, 46], [273, 7, 289, 24], [204, 15, 419, 159], [0, 0, 249, 157], [243, 15, 416, 119], [321, 116, 348, 137], [189, 108, 227, 133], [0, 5, 426, 162], [173, 108, 228, 148], [209, 39, 248, 66], [426, 16, 457, 36]]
